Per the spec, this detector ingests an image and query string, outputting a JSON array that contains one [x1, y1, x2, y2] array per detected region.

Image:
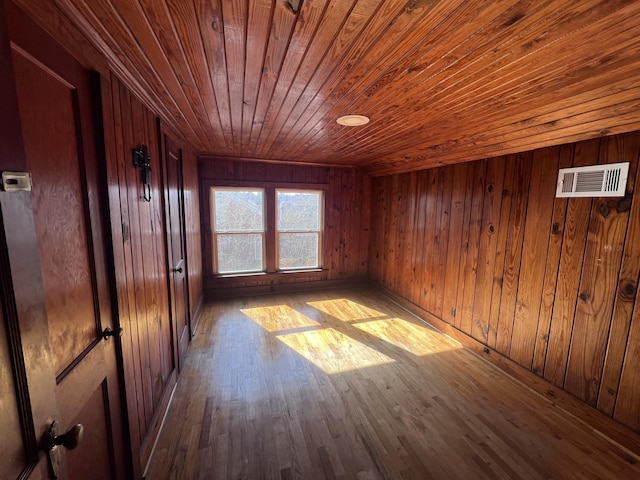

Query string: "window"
[[211, 188, 265, 274], [277, 189, 323, 270], [209, 186, 324, 275]]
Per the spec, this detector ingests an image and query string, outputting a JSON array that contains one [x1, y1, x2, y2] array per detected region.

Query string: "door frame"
[[159, 125, 192, 368]]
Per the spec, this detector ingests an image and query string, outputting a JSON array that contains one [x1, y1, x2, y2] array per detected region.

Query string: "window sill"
[[211, 268, 325, 279]]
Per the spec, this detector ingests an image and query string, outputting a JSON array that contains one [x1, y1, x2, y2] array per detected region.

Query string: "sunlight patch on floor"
[[306, 298, 386, 322], [241, 304, 320, 332], [276, 327, 394, 374], [353, 318, 460, 356]]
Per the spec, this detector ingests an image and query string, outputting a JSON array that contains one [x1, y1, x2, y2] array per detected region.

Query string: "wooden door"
[[164, 136, 190, 364], [0, 3, 126, 479]]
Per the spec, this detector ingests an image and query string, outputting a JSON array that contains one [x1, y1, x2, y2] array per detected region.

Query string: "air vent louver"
[[556, 162, 629, 198]]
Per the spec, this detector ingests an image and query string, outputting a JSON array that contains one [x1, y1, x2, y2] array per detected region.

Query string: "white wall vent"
[[556, 162, 629, 198]]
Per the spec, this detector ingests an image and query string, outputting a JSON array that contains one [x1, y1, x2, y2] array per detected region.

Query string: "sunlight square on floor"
[[276, 327, 395, 374], [306, 298, 387, 321], [240, 304, 320, 332], [353, 318, 460, 356]]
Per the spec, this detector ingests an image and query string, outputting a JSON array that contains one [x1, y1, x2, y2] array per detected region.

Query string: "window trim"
[[204, 181, 328, 278], [210, 186, 266, 275], [276, 188, 324, 271]]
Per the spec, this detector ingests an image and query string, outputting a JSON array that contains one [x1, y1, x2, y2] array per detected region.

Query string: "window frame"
[[210, 186, 266, 275], [276, 188, 324, 271], [204, 181, 328, 278]]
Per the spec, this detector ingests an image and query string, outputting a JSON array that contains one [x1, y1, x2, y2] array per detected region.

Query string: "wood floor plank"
[[145, 288, 640, 480]]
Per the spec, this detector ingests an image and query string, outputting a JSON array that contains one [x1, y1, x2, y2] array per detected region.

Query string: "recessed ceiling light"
[[336, 114, 370, 126]]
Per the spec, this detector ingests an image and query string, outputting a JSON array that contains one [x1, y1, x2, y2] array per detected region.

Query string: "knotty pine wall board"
[[369, 130, 640, 434]]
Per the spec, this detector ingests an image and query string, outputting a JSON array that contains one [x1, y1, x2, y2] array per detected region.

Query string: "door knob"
[[50, 422, 84, 450], [46, 421, 84, 478]]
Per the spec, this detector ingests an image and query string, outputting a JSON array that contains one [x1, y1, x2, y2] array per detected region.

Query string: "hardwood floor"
[[144, 288, 640, 479]]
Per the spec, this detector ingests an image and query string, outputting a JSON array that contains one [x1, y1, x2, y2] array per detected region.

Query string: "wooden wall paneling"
[[338, 168, 352, 278], [109, 76, 147, 469], [338, 169, 352, 278], [530, 144, 574, 375], [564, 135, 639, 405], [121, 85, 158, 432], [486, 154, 515, 349], [419, 170, 436, 312], [133, 89, 163, 413], [408, 171, 425, 306], [396, 171, 412, 297], [368, 178, 381, 282], [383, 174, 400, 291], [359, 171, 371, 277], [325, 167, 338, 276], [543, 138, 600, 387], [369, 130, 640, 435], [442, 163, 468, 325], [458, 160, 487, 335], [615, 286, 640, 430], [146, 106, 172, 405], [429, 167, 446, 315], [453, 163, 475, 331], [333, 167, 346, 278], [599, 135, 640, 414], [119, 83, 155, 432], [490, 151, 532, 355], [409, 171, 423, 305], [102, 72, 142, 479], [381, 172, 394, 286], [348, 168, 364, 277], [471, 157, 505, 344], [432, 167, 452, 319], [509, 146, 560, 368]]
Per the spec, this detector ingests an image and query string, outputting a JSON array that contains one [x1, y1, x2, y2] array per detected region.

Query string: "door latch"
[[102, 326, 124, 340]]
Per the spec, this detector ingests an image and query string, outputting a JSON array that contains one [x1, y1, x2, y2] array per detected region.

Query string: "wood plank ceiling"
[[16, 0, 640, 175]]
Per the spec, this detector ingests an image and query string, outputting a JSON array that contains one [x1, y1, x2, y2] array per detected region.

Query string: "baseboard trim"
[[189, 295, 204, 336], [139, 369, 178, 473], [205, 277, 368, 300], [373, 282, 640, 460]]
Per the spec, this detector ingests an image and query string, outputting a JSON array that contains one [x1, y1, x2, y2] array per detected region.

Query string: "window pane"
[[279, 233, 318, 269], [214, 189, 264, 232], [277, 191, 320, 231], [217, 234, 263, 273]]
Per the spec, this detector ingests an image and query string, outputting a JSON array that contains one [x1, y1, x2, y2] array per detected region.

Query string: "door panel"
[[65, 383, 113, 480], [12, 45, 98, 377], [5, 3, 126, 478], [165, 137, 190, 363]]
